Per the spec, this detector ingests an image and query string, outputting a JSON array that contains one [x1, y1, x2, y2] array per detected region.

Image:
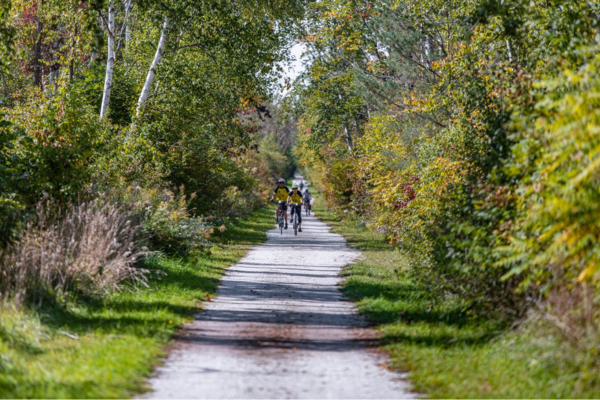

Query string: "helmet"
[[278, 178, 285, 183], [291, 184, 299, 189]]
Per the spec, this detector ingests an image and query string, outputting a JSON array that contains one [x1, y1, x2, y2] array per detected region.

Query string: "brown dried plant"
[[0, 201, 149, 305], [539, 283, 599, 347]]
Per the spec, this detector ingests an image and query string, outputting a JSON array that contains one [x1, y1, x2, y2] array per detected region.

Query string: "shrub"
[[259, 134, 292, 180], [322, 156, 356, 210], [500, 44, 600, 301], [0, 113, 28, 248], [115, 186, 213, 254], [211, 185, 264, 219], [2, 85, 108, 206]]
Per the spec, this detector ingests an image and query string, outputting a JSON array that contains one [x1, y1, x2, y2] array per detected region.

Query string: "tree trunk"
[[48, 66, 59, 93], [117, 0, 132, 52], [344, 122, 353, 152], [125, 0, 132, 48], [506, 39, 513, 62], [33, 10, 43, 89], [353, 117, 363, 137], [100, 1, 115, 119], [0, 66, 8, 98], [136, 16, 169, 117], [69, 25, 78, 82], [47, 37, 61, 94], [125, 25, 131, 48], [337, 92, 353, 152]]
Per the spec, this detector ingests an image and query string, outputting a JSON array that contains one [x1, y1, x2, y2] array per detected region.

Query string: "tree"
[[135, 15, 167, 117], [99, 0, 115, 118]]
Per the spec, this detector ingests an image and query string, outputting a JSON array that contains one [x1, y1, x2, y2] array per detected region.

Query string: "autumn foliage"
[[291, 0, 600, 329]]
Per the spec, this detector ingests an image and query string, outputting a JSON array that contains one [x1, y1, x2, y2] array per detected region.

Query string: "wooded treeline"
[[0, 0, 299, 302], [291, 0, 600, 340]]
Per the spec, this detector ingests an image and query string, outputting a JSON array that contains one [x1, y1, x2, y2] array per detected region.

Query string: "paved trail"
[[147, 177, 414, 399]]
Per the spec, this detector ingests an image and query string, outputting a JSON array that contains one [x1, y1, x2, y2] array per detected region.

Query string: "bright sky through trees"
[[277, 41, 306, 96]]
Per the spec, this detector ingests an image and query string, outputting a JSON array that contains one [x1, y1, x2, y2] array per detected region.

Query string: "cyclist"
[[270, 178, 290, 229], [287, 184, 304, 232], [299, 181, 305, 192], [303, 186, 312, 210]]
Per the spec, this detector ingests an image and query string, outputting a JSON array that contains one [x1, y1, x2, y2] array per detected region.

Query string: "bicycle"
[[275, 200, 286, 234], [290, 203, 300, 236]]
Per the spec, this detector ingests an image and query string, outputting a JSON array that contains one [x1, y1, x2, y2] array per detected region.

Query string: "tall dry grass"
[[540, 284, 600, 346], [0, 201, 148, 305]]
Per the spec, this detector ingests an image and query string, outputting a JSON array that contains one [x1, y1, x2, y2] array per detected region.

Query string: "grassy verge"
[[312, 194, 600, 398], [0, 206, 274, 398]]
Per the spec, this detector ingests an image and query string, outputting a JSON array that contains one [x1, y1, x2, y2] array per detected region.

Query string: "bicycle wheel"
[[293, 209, 298, 236], [279, 210, 283, 234]]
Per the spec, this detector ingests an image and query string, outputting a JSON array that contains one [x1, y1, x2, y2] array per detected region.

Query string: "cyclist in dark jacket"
[[303, 186, 312, 210]]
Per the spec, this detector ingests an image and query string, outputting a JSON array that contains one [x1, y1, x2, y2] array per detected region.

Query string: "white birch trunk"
[[100, 1, 115, 119], [136, 16, 169, 117], [125, 0, 132, 48], [344, 122, 353, 152], [337, 92, 353, 152], [48, 67, 59, 93], [506, 39, 513, 62], [122, 0, 132, 50]]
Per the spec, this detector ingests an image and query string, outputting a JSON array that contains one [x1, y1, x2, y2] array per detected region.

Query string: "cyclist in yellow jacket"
[[270, 178, 290, 229], [287, 184, 304, 232]]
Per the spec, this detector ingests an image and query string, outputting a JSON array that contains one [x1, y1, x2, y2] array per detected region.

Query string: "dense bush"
[[115, 186, 213, 254], [258, 134, 293, 180], [0, 114, 24, 248], [1, 86, 109, 206], [293, 0, 600, 322], [498, 45, 600, 325]]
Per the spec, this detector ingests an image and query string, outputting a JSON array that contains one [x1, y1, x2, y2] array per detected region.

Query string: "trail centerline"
[[147, 177, 414, 399]]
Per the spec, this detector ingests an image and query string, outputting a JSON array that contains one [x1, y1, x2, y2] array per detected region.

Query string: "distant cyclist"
[[299, 181, 305, 192], [288, 184, 303, 232], [270, 178, 290, 229], [303, 186, 312, 207]]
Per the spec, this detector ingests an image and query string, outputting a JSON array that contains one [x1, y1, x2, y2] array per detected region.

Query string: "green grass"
[[312, 194, 600, 399], [0, 206, 274, 399]]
